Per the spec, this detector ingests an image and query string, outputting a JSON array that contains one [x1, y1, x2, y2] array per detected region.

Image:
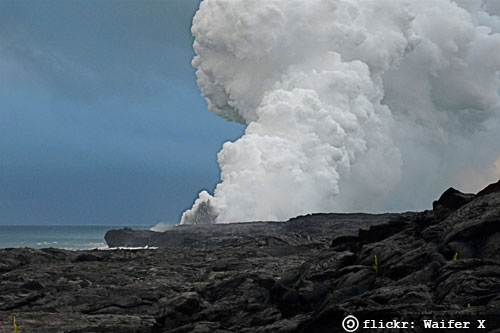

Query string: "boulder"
[[432, 187, 475, 211]]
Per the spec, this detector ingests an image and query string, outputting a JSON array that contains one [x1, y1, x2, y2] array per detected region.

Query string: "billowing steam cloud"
[[181, 0, 500, 224]]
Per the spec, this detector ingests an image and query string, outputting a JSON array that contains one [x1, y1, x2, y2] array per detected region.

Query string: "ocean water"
[[0, 225, 148, 250]]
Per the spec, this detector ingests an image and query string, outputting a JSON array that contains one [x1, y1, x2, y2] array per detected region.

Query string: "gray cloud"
[[0, 0, 201, 102]]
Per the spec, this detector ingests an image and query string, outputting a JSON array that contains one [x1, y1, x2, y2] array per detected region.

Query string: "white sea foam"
[[103, 246, 159, 251]]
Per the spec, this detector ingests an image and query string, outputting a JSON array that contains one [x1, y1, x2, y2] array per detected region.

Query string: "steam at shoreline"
[[181, 0, 500, 224]]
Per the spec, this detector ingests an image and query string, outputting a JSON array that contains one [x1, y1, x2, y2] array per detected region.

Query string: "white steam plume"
[[181, 0, 500, 224]]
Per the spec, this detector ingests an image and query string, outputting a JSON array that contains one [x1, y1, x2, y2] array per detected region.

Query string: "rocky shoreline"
[[1, 180, 499, 332]]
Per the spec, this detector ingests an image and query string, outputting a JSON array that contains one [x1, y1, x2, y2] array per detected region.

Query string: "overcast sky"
[[0, 0, 244, 226]]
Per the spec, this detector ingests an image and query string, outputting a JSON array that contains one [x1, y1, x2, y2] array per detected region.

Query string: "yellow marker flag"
[[13, 316, 20, 333], [373, 255, 379, 274]]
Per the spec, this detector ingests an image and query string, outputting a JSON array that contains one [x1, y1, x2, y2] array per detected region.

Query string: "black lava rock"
[[1, 179, 499, 332]]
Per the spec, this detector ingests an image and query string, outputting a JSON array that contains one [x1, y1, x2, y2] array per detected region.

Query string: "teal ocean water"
[[0, 225, 148, 250]]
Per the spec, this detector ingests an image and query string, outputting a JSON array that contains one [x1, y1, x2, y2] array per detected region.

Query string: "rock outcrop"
[[1, 180, 499, 332], [105, 213, 403, 249]]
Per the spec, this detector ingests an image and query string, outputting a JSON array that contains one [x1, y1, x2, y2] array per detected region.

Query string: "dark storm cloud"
[[0, 0, 245, 225], [0, 0, 200, 102]]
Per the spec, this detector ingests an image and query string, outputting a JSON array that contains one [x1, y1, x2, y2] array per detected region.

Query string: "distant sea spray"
[[149, 222, 173, 232]]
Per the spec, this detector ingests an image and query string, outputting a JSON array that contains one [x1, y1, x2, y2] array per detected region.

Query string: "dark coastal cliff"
[[1, 180, 499, 332], [104, 213, 403, 249]]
